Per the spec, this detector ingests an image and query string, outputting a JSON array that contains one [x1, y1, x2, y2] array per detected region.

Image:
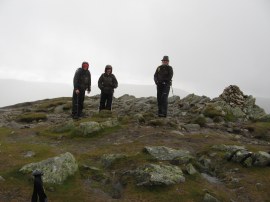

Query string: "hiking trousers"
[[72, 88, 85, 117], [157, 84, 170, 117], [99, 92, 113, 111]]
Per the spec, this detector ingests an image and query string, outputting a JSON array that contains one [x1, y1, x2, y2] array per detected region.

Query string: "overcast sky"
[[0, 0, 270, 98]]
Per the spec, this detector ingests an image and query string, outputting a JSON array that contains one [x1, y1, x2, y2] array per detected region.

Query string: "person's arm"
[[154, 67, 159, 85], [169, 66, 173, 84], [112, 75, 118, 88], [98, 74, 103, 90], [73, 68, 81, 90]]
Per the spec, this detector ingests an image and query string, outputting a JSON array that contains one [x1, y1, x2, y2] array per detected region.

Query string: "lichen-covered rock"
[[19, 152, 78, 184], [100, 119, 119, 128], [144, 146, 194, 161], [203, 193, 220, 202], [185, 163, 197, 175], [253, 151, 270, 166], [133, 164, 185, 186], [231, 150, 252, 163], [79, 121, 101, 135]]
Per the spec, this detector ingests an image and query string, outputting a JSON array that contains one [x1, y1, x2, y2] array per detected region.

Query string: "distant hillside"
[[0, 79, 188, 108], [1, 79, 268, 113]]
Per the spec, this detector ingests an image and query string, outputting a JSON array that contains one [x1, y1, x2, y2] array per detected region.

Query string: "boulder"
[[133, 164, 185, 186], [203, 193, 220, 202], [19, 152, 78, 184], [100, 119, 119, 128], [231, 150, 252, 163], [144, 146, 194, 162], [79, 121, 101, 135], [253, 151, 270, 166]]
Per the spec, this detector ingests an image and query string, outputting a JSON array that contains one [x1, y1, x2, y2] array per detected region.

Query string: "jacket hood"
[[105, 65, 112, 73]]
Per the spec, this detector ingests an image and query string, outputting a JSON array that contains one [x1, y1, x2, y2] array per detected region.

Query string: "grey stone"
[[100, 119, 119, 128], [182, 124, 200, 132], [144, 146, 194, 161], [168, 96, 180, 104], [231, 150, 252, 163], [19, 152, 78, 184], [134, 164, 185, 186], [54, 105, 64, 113], [134, 113, 145, 123], [242, 156, 253, 167], [201, 173, 221, 185], [186, 163, 197, 175], [253, 151, 270, 166], [198, 156, 212, 170], [0, 176, 5, 182], [79, 121, 101, 135], [23, 151, 36, 158], [230, 107, 245, 118], [203, 193, 220, 202]]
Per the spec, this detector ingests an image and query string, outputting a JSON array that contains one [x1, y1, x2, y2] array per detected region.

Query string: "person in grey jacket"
[[98, 65, 118, 111]]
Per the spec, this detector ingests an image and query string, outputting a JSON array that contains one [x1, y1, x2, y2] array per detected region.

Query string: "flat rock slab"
[[20, 152, 78, 184], [133, 163, 185, 186], [144, 146, 194, 161]]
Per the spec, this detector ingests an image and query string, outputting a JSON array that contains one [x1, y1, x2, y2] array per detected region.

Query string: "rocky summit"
[[0, 85, 270, 202]]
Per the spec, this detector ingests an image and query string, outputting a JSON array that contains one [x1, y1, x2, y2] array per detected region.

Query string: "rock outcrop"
[[19, 152, 78, 184], [131, 163, 185, 186]]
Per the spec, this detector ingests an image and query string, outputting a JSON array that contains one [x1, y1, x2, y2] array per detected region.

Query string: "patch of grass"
[[246, 122, 270, 141], [0, 141, 55, 174], [36, 97, 69, 111], [224, 111, 237, 122], [46, 172, 87, 202], [16, 112, 47, 123]]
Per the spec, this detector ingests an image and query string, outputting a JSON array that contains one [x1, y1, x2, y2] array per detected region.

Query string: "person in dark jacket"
[[72, 61, 91, 119], [31, 170, 47, 202], [154, 56, 174, 117], [98, 65, 118, 111]]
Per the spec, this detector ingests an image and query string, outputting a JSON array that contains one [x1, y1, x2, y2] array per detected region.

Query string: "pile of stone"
[[219, 85, 246, 108]]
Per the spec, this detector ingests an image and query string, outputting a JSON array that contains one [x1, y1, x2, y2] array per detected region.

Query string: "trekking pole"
[[76, 93, 79, 118], [171, 85, 174, 96]]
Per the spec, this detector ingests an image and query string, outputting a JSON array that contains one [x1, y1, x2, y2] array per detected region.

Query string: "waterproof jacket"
[[31, 176, 47, 202], [154, 65, 173, 85], [98, 73, 118, 94], [73, 68, 91, 91]]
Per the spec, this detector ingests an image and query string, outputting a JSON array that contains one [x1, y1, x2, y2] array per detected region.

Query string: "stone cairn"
[[219, 85, 247, 108]]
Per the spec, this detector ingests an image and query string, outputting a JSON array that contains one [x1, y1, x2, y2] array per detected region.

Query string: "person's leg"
[[105, 93, 113, 110], [99, 92, 106, 111], [72, 90, 79, 117], [160, 85, 170, 117], [78, 90, 85, 116], [157, 85, 162, 115]]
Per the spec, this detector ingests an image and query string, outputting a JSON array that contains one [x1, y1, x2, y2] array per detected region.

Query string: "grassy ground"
[[0, 115, 270, 202]]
